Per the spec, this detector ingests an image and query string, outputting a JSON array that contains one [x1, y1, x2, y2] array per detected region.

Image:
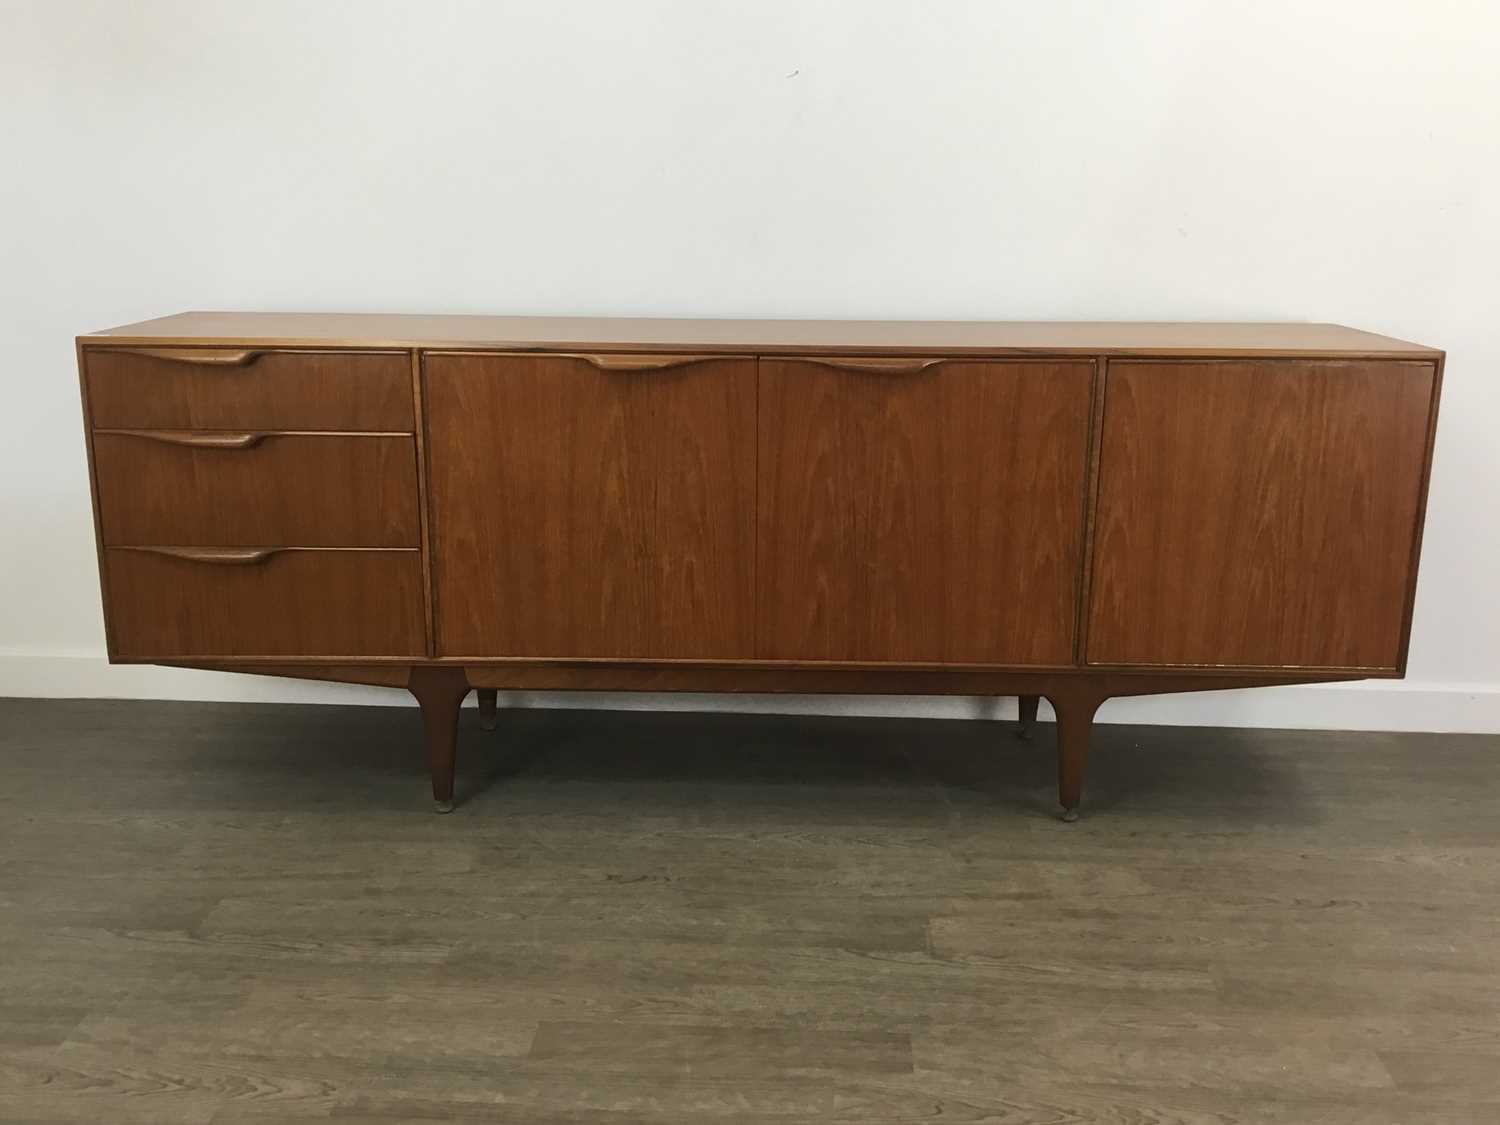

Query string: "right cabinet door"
[[1087, 360, 1437, 671], [757, 357, 1094, 664]]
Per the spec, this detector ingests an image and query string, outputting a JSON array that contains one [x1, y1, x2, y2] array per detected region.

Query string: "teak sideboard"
[[76, 314, 1444, 819]]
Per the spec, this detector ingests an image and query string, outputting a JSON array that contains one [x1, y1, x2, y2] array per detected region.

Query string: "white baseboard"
[[2, 652, 1497, 733]]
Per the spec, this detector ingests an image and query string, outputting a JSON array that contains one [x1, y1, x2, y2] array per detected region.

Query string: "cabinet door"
[[757, 358, 1094, 664], [1087, 360, 1436, 670], [425, 353, 756, 658]]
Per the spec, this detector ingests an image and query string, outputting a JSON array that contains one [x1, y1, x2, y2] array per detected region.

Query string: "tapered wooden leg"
[[1016, 694, 1040, 739], [1045, 689, 1103, 821], [407, 666, 471, 813], [476, 688, 499, 731]]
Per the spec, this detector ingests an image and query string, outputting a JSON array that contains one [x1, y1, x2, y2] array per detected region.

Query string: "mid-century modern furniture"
[[77, 314, 1443, 818]]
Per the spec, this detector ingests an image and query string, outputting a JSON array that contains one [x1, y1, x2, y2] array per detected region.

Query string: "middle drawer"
[[93, 431, 421, 548]]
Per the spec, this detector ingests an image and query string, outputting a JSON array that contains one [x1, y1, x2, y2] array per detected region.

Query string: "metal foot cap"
[[434, 799, 455, 814], [1059, 807, 1080, 823]]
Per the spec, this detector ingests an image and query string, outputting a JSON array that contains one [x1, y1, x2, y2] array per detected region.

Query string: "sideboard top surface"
[[82, 312, 1440, 359]]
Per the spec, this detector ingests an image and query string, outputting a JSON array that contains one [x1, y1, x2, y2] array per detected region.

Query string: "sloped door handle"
[[575, 354, 733, 372], [129, 546, 281, 565], [797, 357, 947, 375], [131, 348, 264, 366], [118, 430, 268, 450]]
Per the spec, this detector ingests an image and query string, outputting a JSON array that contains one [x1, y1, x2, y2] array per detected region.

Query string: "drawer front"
[[84, 348, 413, 430], [93, 432, 420, 547], [104, 547, 426, 659]]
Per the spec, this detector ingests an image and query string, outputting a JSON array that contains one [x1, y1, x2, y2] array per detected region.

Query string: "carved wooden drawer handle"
[[131, 348, 264, 366], [800, 357, 947, 375], [118, 429, 268, 450], [576, 354, 726, 372], [131, 546, 280, 565]]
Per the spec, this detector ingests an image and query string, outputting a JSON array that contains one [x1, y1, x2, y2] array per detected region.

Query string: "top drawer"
[[83, 348, 414, 431]]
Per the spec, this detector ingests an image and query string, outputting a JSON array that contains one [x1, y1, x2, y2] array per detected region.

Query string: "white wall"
[[3, 0, 1497, 731]]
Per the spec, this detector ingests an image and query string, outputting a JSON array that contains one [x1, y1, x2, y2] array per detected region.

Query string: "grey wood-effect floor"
[[1, 698, 1498, 1124]]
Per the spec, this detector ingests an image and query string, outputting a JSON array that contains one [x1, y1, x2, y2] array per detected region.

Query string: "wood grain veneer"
[[757, 357, 1092, 663], [92, 431, 420, 548], [85, 313, 1438, 358], [85, 348, 413, 431], [1086, 360, 1436, 670], [75, 316, 1445, 817], [104, 547, 425, 659], [424, 353, 756, 660]]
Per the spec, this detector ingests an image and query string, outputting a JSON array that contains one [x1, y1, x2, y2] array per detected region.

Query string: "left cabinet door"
[[425, 353, 757, 659]]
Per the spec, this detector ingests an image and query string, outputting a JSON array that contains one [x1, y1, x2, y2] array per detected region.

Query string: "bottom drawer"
[[105, 547, 426, 659]]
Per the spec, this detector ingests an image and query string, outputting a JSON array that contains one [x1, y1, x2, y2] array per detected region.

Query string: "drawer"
[[104, 547, 426, 659], [93, 431, 420, 547], [84, 348, 413, 430]]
